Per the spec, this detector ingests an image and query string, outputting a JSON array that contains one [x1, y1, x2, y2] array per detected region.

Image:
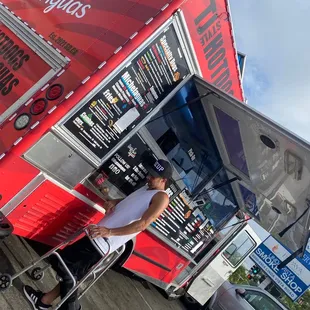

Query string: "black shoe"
[[23, 285, 51, 310]]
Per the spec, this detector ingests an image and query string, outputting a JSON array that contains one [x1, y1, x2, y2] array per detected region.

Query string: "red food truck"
[[1, 0, 309, 307]]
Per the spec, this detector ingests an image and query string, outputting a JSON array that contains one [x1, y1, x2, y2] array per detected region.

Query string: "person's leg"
[[41, 283, 61, 305], [58, 237, 102, 310], [58, 275, 79, 310], [24, 237, 100, 310]]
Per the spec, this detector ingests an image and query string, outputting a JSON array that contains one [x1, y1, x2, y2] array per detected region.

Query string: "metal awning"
[[192, 75, 310, 253]]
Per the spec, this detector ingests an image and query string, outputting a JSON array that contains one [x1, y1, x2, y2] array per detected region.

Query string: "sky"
[[229, 0, 310, 142]]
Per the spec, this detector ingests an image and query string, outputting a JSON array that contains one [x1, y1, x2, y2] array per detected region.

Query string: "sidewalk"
[[0, 235, 186, 310]]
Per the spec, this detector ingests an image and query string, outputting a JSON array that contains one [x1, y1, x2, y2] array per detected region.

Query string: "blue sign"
[[251, 236, 310, 301], [304, 238, 310, 269]]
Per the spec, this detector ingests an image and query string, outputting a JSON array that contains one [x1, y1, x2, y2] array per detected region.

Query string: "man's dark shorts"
[[48, 237, 101, 310]]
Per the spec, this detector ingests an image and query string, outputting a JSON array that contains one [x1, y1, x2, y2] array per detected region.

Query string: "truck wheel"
[[181, 293, 201, 310]]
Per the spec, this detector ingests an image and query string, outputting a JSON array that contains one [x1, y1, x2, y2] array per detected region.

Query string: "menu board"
[[100, 134, 152, 195], [62, 24, 190, 160], [152, 189, 215, 258], [98, 133, 181, 196]]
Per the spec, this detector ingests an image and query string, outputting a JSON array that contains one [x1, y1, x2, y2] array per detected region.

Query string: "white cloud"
[[230, 0, 310, 141]]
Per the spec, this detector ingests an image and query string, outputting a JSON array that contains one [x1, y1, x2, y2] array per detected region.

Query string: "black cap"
[[147, 159, 173, 179]]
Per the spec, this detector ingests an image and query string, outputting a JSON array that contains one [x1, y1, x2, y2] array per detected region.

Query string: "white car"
[[183, 281, 288, 310]]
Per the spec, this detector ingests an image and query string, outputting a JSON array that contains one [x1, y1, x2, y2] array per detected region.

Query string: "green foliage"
[[280, 291, 310, 310], [228, 265, 260, 286], [228, 265, 250, 285], [228, 266, 310, 310]]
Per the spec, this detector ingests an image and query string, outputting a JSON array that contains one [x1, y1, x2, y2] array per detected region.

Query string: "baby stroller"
[[0, 225, 125, 310]]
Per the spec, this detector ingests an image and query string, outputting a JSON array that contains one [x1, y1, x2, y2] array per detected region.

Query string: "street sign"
[[304, 238, 310, 269], [251, 236, 310, 301]]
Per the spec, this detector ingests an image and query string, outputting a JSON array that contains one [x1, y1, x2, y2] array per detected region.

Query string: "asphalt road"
[[0, 235, 186, 310]]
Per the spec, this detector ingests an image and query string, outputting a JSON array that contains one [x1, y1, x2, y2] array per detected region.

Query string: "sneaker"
[[23, 285, 51, 309]]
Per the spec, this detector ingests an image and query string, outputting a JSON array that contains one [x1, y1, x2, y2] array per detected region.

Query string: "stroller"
[[0, 224, 125, 310]]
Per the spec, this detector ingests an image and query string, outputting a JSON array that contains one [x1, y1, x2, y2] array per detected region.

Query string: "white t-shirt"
[[93, 186, 164, 254]]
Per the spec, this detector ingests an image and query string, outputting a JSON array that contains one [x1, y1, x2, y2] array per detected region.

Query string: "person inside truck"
[[23, 159, 172, 310]]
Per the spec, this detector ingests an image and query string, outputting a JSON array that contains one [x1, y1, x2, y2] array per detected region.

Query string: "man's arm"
[[90, 192, 169, 238]]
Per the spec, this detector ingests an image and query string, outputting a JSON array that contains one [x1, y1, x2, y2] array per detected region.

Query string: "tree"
[[229, 266, 310, 310], [228, 265, 249, 285], [279, 291, 310, 310]]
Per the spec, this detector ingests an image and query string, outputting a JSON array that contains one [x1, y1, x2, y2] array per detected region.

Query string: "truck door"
[[187, 225, 258, 306]]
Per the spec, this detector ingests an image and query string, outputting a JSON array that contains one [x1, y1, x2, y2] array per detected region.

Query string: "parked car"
[[183, 281, 288, 310]]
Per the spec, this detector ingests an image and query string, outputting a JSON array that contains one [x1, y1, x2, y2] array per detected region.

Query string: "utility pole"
[[258, 277, 272, 289]]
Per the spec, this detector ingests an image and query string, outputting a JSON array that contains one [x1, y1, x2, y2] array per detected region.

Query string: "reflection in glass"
[[194, 169, 238, 229], [146, 80, 222, 193], [245, 291, 283, 310], [222, 231, 256, 267]]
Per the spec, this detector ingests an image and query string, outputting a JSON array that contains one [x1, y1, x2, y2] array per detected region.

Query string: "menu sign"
[[100, 134, 151, 195], [62, 25, 190, 160], [99, 133, 182, 196], [153, 190, 215, 258]]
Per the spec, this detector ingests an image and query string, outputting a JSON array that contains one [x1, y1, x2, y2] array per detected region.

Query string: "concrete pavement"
[[0, 235, 186, 310]]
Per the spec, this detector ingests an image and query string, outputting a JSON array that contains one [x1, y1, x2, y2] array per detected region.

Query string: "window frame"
[[244, 290, 284, 310], [221, 230, 256, 267]]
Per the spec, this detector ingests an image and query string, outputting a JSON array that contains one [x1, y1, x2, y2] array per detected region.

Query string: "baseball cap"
[[147, 159, 173, 179]]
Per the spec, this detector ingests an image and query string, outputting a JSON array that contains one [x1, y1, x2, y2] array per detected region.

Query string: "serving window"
[[84, 80, 239, 260]]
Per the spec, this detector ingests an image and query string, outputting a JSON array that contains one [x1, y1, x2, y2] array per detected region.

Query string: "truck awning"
[[191, 75, 310, 253]]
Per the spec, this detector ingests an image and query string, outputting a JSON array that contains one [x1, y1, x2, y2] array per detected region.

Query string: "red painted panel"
[[74, 183, 106, 208], [181, 0, 244, 101], [162, 258, 190, 284], [125, 254, 170, 281], [8, 180, 104, 246], [0, 0, 182, 156], [124, 231, 189, 282], [0, 23, 51, 115], [0, 155, 39, 209]]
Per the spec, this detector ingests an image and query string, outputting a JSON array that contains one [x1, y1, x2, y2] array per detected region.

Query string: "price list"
[[62, 24, 190, 160], [98, 134, 152, 195], [152, 190, 215, 257]]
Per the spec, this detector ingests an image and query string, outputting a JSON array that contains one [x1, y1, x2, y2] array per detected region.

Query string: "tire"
[[30, 267, 44, 281], [0, 274, 12, 291], [181, 293, 201, 310], [181, 293, 211, 310]]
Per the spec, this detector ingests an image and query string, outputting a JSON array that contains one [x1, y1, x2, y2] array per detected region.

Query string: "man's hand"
[[104, 200, 118, 214], [88, 225, 111, 239]]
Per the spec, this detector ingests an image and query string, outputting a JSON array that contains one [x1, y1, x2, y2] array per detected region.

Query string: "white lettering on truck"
[[37, 0, 91, 19], [160, 35, 178, 72]]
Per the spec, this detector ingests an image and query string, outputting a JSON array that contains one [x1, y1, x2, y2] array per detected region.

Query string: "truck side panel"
[[7, 179, 104, 246], [124, 231, 190, 283]]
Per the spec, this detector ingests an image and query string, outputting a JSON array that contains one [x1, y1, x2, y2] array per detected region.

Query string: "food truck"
[[0, 0, 309, 306]]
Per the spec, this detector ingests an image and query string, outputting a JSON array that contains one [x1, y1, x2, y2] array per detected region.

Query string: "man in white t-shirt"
[[23, 159, 172, 310]]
